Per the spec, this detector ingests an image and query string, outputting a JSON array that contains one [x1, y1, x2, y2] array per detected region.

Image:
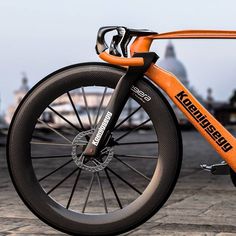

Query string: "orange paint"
[[99, 52, 144, 67], [100, 30, 236, 63], [98, 29, 236, 171], [146, 65, 236, 172], [130, 37, 153, 56], [149, 29, 236, 40]]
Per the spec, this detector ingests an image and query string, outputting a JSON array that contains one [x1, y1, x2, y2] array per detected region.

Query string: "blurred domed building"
[[158, 41, 189, 88], [158, 41, 204, 126]]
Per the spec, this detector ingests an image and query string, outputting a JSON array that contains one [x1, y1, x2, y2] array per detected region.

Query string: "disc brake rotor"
[[71, 129, 114, 172]]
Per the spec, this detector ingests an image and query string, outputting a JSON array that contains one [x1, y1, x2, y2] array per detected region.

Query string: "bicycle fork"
[[83, 52, 158, 157]]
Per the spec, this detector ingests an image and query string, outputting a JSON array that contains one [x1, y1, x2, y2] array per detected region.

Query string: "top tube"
[[149, 29, 236, 40], [130, 29, 236, 56]]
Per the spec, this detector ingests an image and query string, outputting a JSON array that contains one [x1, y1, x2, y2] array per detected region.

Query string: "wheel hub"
[[71, 129, 114, 172]]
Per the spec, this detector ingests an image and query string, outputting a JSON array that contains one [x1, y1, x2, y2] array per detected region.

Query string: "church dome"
[[158, 41, 189, 87]]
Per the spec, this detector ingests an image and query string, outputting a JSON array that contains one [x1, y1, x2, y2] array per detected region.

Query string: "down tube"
[[146, 64, 236, 172]]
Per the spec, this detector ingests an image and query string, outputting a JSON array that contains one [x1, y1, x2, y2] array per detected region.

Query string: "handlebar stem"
[[130, 37, 153, 56]]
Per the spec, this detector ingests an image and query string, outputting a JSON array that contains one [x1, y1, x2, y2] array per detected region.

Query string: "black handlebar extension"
[[95, 26, 118, 55], [95, 26, 157, 57]]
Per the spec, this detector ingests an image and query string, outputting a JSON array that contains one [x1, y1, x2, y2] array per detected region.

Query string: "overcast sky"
[[1, 0, 236, 112]]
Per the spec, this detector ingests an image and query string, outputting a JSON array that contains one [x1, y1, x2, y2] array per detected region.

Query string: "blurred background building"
[[158, 41, 204, 127], [0, 95, 7, 133], [2, 42, 236, 130], [5, 73, 29, 124]]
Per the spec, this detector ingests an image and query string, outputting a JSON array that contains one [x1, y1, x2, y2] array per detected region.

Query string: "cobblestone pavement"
[[1, 130, 236, 235]]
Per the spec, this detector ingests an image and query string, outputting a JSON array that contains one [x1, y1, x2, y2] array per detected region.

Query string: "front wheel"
[[7, 63, 182, 235]]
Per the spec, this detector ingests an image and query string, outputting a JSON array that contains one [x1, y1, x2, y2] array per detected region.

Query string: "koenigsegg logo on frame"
[[175, 91, 232, 153]]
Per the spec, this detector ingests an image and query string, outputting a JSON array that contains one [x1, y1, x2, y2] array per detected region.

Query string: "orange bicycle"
[[7, 26, 236, 235]]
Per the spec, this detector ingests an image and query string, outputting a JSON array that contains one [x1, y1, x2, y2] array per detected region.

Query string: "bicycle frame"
[[138, 30, 236, 172], [96, 28, 236, 172], [146, 64, 236, 171]]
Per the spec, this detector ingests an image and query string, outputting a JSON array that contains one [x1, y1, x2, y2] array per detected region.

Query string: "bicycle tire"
[[7, 62, 182, 235]]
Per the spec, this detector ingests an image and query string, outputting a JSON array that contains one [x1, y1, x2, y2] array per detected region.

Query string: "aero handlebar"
[[96, 26, 157, 67], [99, 52, 144, 67], [96, 27, 236, 67]]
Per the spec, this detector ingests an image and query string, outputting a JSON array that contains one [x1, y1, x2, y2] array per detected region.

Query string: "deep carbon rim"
[[29, 81, 159, 214], [7, 63, 182, 235]]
